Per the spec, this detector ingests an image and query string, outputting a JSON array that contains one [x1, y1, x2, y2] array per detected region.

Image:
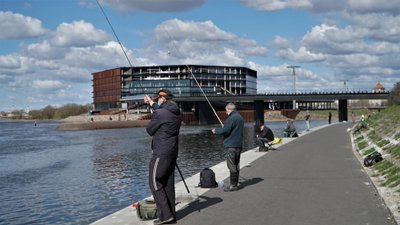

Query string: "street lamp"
[[287, 65, 300, 109]]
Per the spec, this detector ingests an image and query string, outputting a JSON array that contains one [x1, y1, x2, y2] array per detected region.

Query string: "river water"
[[0, 119, 327, 224]]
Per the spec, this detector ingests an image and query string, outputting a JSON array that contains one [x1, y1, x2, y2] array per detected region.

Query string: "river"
[[0, 119, 327, 224]]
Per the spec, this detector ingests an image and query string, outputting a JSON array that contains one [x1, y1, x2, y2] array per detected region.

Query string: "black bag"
[[198, 168, 218, 188], [363, 152, 383, 167]]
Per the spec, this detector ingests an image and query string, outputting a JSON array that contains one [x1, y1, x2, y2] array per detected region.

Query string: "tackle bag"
[[363, 152, 383, 167], [273, 137, 283, 144], [198, 168, 218, 188], [135, 199, 157, 220]]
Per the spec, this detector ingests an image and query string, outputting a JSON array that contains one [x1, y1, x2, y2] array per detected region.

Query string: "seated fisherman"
[[353, 114, 368, 134], [283, 120, 298, 137], [256, 124, 274, 151]]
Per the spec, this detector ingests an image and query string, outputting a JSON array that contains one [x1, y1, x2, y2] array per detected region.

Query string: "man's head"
[[155, 89, 173, 105], [225, 102, 236, 115]]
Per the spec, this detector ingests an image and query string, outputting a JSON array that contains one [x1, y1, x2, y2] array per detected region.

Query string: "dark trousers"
[[257, 138, 272, 147], [226, 147, 242, 186], [149, 155, 176, 221]]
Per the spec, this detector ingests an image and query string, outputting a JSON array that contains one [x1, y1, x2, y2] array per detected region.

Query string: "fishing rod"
[[185, 66, 223, 126], [95, 0, 190, 194], [95, 0, 132, 67]]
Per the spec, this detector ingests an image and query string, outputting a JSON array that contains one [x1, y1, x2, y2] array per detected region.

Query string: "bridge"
[[172, 90, 389, 125]]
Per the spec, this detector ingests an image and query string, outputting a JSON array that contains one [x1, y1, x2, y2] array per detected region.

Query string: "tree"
[[54, 103, 89, 119], [41, 105, 56, 119], [388, 82, 400, 106]]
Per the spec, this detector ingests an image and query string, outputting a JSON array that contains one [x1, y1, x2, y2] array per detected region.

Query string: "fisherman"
[[144, 89, 182, 225], [304, 110, 311, 131], [212, 103, 244, 192], [283, 120, 298, 137], [256, 124, 274, 151]]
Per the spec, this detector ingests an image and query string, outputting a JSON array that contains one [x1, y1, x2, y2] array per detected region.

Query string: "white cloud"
[[0, 11, 47, 39], [277, 46, 326, 62], [33, 80, 65, 91], [51, 20, 111, 47], [348, 0, 400, 14], [241, 0, 312, 11], [0, 54, 21, 69], [274, 36, 291, 48], [96, 0, 205, 12], [155, 19, 236, 42]]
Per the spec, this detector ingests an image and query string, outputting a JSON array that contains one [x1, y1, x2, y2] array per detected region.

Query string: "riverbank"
[[351, 105, 400, 222], [92, 122, 398, 224]]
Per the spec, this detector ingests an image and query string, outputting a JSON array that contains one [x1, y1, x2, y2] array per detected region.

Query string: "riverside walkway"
[[93, 123, 397, 225]]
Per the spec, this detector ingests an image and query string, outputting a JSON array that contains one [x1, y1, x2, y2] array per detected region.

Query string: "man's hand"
[[144, 95, 154, 105], [211, 128, 216, 134]]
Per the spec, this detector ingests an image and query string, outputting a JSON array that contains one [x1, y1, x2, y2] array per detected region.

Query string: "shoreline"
[[56, 120, 150, 131]]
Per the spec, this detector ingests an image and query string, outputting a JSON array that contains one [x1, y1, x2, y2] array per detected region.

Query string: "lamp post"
[[287, 65, 300, 109], [340, 80, 349, 92]]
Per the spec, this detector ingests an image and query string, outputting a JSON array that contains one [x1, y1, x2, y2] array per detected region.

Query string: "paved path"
[[175, 123, 397, 225]]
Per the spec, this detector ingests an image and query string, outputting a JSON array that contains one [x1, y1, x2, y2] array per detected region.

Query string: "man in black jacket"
[[256, 124, 274, 151], [212, 103, 244, 192], [144, 89, 182, 225]]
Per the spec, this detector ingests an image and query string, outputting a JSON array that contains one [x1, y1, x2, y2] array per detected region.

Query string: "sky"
[[1, 0, 399, 112]]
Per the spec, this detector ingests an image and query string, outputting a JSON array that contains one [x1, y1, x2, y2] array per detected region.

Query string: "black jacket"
[[259, 126, 274, 142], [146, 101, 182, 158]]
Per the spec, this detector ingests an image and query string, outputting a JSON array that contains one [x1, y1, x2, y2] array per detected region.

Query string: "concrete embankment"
[[92, 122, 398, 225]]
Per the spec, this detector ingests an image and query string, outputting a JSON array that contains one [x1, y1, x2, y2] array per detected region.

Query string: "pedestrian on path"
[[212, 103, 244, 192], [144, 89, 182, 225], [328, 112, 332, 124], [305, 110, 311, 131], [351, 111, 356, 124]]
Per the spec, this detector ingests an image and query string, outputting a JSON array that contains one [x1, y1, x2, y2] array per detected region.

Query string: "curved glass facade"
[[93, 65, 257, 110]]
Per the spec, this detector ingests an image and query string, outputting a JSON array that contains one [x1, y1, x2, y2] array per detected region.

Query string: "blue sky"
[[1, 0, 399, 112]]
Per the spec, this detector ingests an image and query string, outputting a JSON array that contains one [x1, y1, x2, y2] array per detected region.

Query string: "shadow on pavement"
[[176, 196, 223, 220], [238, 177, 264, 190]]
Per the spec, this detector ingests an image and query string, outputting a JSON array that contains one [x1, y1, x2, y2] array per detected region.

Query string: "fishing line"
[[95, 0, 133, 67], [160, 25, 223, 126], [95, 0, 190, 194]]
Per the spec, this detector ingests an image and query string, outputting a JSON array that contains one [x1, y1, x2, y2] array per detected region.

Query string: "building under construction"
[[92, 65, 257, 110]]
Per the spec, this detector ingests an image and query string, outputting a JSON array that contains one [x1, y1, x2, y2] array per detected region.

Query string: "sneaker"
[[153, 217, 175, 225], [224, 185, 238, 192]]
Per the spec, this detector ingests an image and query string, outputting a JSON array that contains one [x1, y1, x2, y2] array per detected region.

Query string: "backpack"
[[198, 168, 218, 188], [363, 152, 383, 167], [135, 199, 157, 220]]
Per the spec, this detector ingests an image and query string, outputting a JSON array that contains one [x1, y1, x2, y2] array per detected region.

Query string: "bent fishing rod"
[[95, 0, 190, 194]]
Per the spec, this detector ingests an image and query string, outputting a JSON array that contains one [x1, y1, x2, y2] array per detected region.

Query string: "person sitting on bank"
[[283, 120, 298, 137], [353, 114, 368, 134], [256, 124, 274, 151]]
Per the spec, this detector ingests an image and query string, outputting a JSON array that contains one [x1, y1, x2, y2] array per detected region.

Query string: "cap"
[[156, 89, 173, 100]]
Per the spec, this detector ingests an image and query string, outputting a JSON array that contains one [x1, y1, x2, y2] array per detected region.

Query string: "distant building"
[[372, 82, 385, 93], [349, 82, 388, 108], [92, 65, 257, 110]]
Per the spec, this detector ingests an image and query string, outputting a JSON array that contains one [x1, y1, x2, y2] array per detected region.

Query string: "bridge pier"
[[195, 101, 219, 125], [254, 100, 265, 126], [338, 99, 348, 122]]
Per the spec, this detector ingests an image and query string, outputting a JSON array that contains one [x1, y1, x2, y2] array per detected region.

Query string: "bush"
[[388, 82, 400, 106]]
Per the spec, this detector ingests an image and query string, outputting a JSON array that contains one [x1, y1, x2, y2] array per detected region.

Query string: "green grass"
[[352, 105, 400, 192], [377, 139, 390, 148], [357, 141, 368, 150], [363, 148, 376, 156]]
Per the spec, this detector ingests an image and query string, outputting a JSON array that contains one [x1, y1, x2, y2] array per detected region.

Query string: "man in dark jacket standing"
[[144, 89, 182, 225], [212, 103, 244, 192]]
